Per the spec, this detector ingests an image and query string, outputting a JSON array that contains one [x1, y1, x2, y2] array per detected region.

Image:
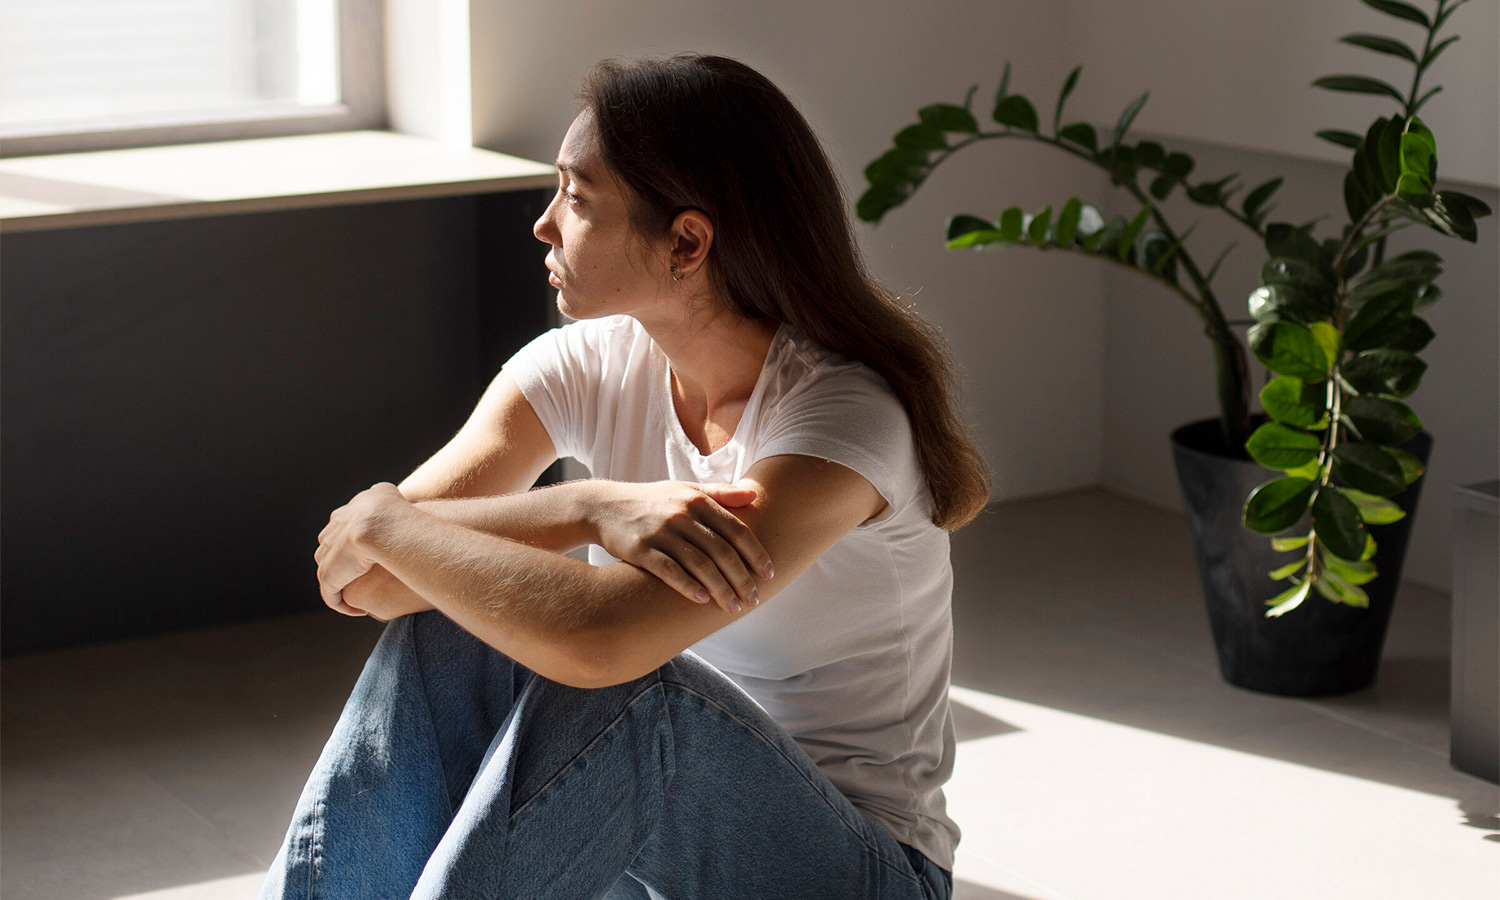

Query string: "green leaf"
[[1313, 75, 1406, 103], [1343, 396, 1422, 445], [1343, 288, 1415, 353], [1242, 178, 1284, 220], [1390, 192, 1479, 241], [1112, 91, 1148, 148], [1359, 0, 1430, 27], [1141, 226, 1191, 282], [1312, 486, 1367, 561], [894, 123, 947, 152], [1384, 446, 1425, 485], [1270, 559, 1306, 581], [1249, 320, 1330, 380], [856, 182, 909, 223], [1149, 174, 1178, 201], [946, 214, 999, 244], [1346, 169, 1373, 222], [1319, 570, 1371, 607], [1027, 205, 1053, 244], [1272, 534, 1312, 552], [1054, 66, 1081, 133], [945, 229, 1005, 250], [1323, 550, 1378, 585], [1377, 116, 1405, 194], [1265, 579, 1313, 617], [1118, 206, 1152, 262], [997, 206, 1025, 242], [1262, 257, 1333, 291], [1389, 316, 1434, 353], [1332, 443, 1408, 496], [994, 95, 1039, 131], [1135, 141, 1166, 169], [1338, 486, 1407, 525], [1247, 422, 1323, 470], [1308, 322, 1342, 364], [996, 61, 1012, 104], [1058, 122, 1098, 153], [1421, 34, 1461, 70], [919, 103, 980, 134], [1245, 477, 1317, 533], [1054, 198, 1083, 247], [1261, 376, 1324, 429], [1265, 224, 1324, 268], [1317, 129, 1364, 149], [864, 148, 929, 186], [1248, 284, 1323, 325], [1361, 533, 1379, 561], [1440, 190, 1493, 219], [1340, 33, 1418, 61], [1342, 349, 1427, 397], [1397, 117, 1436, 195], [1286, 458, 1325, 479], [1160, 152, 1194, 178]]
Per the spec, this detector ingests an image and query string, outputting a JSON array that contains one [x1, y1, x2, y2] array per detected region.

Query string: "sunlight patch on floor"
[[113, 873, 264, 900], [946, 685, 1495, 900]]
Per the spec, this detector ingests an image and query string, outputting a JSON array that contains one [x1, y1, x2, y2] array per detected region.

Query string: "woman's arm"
[[318, 454, 884, 689]]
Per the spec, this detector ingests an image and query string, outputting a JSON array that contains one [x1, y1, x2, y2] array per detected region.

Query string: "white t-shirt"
[[504, 314, 960, 869]]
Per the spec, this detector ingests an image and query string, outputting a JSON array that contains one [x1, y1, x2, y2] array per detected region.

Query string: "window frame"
[[0, 0, 386, 159]]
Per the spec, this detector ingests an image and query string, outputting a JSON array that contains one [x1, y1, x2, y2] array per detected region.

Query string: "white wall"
[[465, 0, 1107, 502], [1065, 0, 1499, 188]]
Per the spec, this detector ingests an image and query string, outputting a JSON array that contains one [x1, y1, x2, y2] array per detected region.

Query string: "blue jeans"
[[260, 610, 953, 900]]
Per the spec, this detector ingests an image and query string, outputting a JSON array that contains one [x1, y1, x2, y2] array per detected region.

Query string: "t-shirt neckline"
[[658, 321, 787, 461]]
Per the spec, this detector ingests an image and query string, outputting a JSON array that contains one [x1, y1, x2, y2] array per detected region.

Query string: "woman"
[[265, 55, 989, 899]]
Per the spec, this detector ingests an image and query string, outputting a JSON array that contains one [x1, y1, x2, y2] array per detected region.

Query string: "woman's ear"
[[669, 209, 714, 279]]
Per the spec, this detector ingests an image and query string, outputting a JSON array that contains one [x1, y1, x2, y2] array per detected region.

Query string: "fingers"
[[697, 501, 775, 580], [695, 481, 759, 508], [677, 522, 760, 613]]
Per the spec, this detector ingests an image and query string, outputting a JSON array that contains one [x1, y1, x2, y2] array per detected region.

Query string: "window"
[[0, 0, 384, 158]]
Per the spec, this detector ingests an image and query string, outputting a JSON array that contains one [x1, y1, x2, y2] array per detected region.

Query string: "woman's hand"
[[584, 480, 774, 612], [315, 482, 417, 617], [341, 563, 435, 622]]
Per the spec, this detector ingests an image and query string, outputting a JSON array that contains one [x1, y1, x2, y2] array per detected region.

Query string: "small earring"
[[670, 264, 684, 282]]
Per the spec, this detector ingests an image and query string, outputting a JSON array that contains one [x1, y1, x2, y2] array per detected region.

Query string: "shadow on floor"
[[954, 878, 1047, 899]]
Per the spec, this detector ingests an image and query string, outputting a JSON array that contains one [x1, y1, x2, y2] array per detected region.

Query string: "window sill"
[[0, 130, 555, 234]]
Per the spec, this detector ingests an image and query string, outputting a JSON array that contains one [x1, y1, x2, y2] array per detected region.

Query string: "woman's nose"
[[534, 197, 560, 244]]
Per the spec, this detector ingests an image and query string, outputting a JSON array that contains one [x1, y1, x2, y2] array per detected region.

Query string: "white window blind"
[[0, 0, 340, 134]]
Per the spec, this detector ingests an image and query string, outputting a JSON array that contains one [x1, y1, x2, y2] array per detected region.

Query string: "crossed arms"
[[315, 371, 884, 689]]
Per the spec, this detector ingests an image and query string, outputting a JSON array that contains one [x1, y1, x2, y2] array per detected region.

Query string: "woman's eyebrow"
[[555, 162, 594, 184]]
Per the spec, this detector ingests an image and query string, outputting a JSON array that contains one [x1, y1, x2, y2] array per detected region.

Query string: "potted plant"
[[857, 0, 1490, 695]]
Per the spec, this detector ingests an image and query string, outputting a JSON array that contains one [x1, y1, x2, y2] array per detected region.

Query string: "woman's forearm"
[[358, 497, 637, 686], [412, 481, 599, 553]]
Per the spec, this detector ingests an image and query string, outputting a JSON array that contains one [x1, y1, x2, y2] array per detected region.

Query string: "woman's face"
[[533, 111, 666, 320]]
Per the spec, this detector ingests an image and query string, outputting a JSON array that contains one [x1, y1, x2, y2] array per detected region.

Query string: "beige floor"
[[3, 488, 1495, 899]]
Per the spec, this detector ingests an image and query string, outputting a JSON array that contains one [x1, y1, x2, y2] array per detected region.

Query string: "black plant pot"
[[1170, 417, 1432, 696]]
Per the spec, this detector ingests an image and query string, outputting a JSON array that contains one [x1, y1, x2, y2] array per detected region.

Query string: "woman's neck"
[[637, 303, 779, 453]]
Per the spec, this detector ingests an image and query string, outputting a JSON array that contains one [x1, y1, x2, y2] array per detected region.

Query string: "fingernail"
[[763, 561, 775, 578], [729, 598, 743, 614], [748, 589, 760, 607], [694, 589, 710, 604]]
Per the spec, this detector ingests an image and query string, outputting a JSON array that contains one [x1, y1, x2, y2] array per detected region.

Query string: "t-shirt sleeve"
[[501, 320, 605, 469], [751, 363, 920, 524]]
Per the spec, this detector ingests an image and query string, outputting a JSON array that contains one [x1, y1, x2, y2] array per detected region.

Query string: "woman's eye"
[[558, 185, 582, 204]]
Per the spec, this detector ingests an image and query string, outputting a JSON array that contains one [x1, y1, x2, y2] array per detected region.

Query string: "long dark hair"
[[581, 55, 990, 530]]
